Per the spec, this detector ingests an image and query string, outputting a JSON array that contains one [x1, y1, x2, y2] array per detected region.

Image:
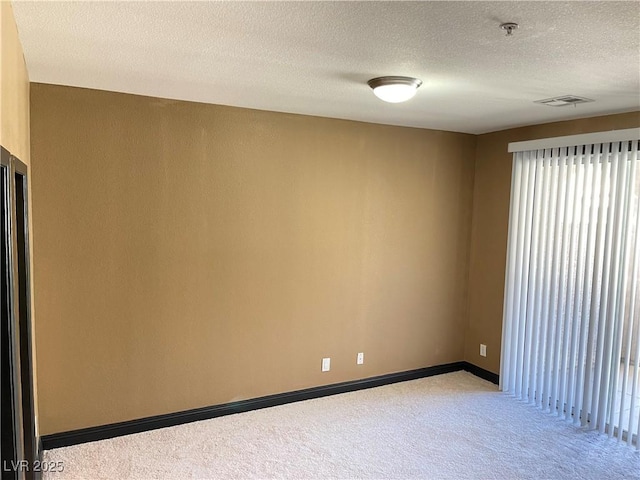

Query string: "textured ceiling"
[[11, 1, 640, 134]]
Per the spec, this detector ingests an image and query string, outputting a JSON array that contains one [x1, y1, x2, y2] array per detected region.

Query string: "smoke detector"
[[500, 22, 519, 36], [534, 95, 595, 107]]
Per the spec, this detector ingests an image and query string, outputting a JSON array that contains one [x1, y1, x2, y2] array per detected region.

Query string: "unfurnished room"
[[1, 1, 640, 479]]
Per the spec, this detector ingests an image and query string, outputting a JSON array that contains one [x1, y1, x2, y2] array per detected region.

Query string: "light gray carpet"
[[42, 371, 640, 479]]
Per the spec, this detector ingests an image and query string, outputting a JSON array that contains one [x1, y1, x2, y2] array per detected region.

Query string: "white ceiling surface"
[[12, 1, 640, 134]]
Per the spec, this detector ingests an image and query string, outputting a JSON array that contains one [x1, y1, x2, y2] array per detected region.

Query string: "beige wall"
[[1, 0, 30, 162], [465, 111, 640, 374], [30, 83, 477, 435]]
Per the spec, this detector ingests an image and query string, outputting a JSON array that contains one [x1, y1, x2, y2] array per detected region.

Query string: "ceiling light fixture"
[[367, 76, 422, 103]]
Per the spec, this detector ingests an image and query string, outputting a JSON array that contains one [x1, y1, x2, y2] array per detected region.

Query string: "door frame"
[[1, 147, 38, 480]]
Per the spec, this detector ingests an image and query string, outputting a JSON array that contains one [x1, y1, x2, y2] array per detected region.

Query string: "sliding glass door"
[[501, 139, 640, 447]]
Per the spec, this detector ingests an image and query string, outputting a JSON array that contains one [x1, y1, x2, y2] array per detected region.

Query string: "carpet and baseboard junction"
[[39, 366, 639, 479]]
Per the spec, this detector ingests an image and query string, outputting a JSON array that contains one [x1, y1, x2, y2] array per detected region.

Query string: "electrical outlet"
[[480, 344, 487, 357], [357, 352, 364, 365], [322, 357, 331, 372]]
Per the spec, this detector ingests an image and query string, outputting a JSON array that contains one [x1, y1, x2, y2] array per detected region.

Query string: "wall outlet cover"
[[322, 357, 331, 372]]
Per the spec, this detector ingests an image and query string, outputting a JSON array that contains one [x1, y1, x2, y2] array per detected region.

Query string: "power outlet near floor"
[[480, 344, 487, 357], [357, 352, 364, 365], [322, 357, 331, 372]]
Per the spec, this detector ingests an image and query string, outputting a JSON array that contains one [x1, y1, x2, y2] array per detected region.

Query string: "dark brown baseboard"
[[41, 361, 497, 450]]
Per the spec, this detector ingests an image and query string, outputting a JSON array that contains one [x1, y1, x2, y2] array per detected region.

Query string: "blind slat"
[[524, 151, 546, 402], [562, 154, 586, 420], [550, 151, 570, 412], [539, 152, 561, 409], [500, 152, 523, 391]]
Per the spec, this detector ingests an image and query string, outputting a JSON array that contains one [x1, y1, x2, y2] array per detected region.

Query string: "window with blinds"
[[501, 134, 640, 448]]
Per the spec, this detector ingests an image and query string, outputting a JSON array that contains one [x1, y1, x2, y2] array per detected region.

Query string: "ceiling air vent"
[[535, 95, 595, 107]]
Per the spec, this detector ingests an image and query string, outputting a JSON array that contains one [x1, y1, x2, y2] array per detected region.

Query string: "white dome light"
[[367, 76, 422, 103]]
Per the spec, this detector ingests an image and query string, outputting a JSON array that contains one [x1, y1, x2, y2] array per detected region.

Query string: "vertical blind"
[[501, 139, 640, 447]]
